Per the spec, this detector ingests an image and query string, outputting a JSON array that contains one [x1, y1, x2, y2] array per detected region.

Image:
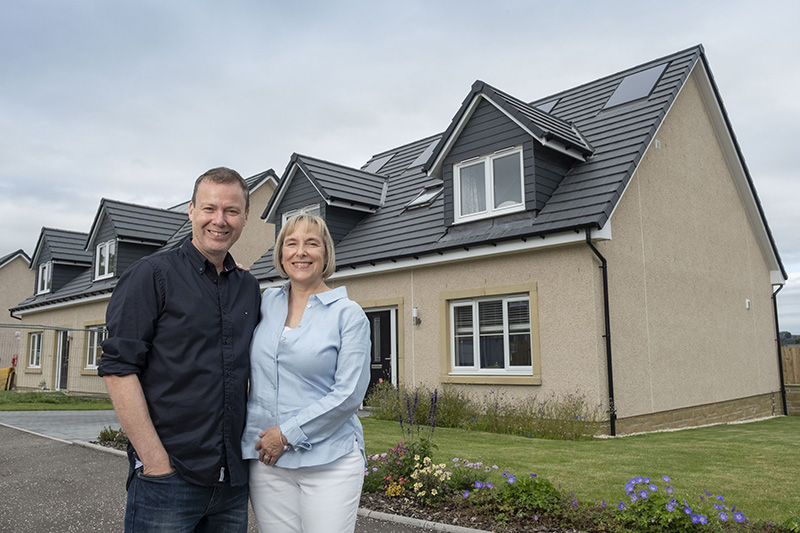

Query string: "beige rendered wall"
[[1, 256, 35, 367], [333, 243, 609, 410], [230, 180, 276, 268], [15, 299, 110, 395], [598, 71, 780, 420]]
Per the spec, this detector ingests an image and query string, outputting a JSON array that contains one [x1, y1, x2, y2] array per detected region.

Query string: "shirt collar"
[[181, 238, 237, 275], [280, 282, 348, 305]]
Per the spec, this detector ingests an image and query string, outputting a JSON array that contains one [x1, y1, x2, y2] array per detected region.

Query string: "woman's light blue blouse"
[[241, 284, 371, 468]]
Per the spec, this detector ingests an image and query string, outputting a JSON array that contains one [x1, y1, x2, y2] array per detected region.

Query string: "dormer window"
[[282, 204, 321, 224], [37, 262, 52, 294], [454, 146, 524, 223], [95, 239, 116, 280]]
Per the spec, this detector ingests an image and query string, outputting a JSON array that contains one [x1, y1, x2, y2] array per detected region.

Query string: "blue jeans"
[[125, 468, 248, 532]]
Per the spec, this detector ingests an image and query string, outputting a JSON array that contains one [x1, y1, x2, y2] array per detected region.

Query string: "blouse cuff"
[[280, 419, 311, 451]]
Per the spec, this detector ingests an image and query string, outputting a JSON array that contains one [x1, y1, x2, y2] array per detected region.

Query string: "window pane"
[[454, 305, 473, 334], [509, 334, 531, 366], [479, 336, 504, 368], [507, 300, 530, 332], [108, 241, 116, 275], [455, 338, 474, 367], [453, 305, 474, 367], [478, 300, 503, 334], [493, 153, 522, 208], [459, 162, 486, 215]]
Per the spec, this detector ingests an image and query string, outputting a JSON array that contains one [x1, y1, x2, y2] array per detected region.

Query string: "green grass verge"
[[0, 391, 113, 411], [362, 416, 800, 524]]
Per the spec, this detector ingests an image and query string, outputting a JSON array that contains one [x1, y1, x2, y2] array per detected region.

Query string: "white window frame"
[[85, 326, 107, 369], [449, 293, 532, 375], [37, 262, 52, 294], [28, 332, 42, 368], [282, 204, 321, 224], [94, 239, 116, 280], [453, 146, 525, 223]]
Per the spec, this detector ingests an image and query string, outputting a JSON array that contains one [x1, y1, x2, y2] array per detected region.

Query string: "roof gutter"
[[772, 284, 788, 416], [586, 228, 616, 436]]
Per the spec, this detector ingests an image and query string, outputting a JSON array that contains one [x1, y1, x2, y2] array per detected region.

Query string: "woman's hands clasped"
[[254, 426, 290, 466]]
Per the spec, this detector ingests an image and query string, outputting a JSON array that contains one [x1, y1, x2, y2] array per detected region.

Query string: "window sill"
[[441, 373, 541, 386]]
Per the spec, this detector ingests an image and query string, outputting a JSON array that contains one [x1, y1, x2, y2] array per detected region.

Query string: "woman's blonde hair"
[[273, 214, 336, 279]]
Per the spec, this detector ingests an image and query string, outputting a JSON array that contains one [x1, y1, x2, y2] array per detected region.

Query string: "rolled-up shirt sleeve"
[[280, 307, 371, 449], [98, 260, 162, 377]]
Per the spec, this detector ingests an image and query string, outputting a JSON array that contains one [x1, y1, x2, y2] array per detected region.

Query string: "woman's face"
[[281, 222, 326, 286]]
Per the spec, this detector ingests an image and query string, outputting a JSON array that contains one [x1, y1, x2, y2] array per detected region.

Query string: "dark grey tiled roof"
[[0, 249, 29, 268], [12, 267, 116, 312], [33, 228, 92, 266], [253, 46, 707, 281], [263, 155, 386, 222], [87, 199, 188, 248]]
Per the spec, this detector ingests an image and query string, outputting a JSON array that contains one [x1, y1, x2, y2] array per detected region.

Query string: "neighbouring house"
[[252, 45, 787, 435], [10, 170, 277, 395], [0, 249, 33, 369]]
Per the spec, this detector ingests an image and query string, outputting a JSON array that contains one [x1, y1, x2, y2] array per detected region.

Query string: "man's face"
[[188, 180, 248, 266]]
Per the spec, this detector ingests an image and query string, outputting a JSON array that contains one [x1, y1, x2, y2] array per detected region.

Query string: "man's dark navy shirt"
[[99, 238, 260, 487]]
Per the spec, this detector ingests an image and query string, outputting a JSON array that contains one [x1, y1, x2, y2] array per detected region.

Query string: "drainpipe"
[[772, 284, 788, 416], [585, 228, 616, 436]]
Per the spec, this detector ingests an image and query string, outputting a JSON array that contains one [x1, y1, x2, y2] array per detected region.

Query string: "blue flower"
[[630, 494, 638, 503], [662, 475, 671, 483], [719, 512, 728, 522], [618, 501, 626, 511], [473, 480, 483, 489], [684, 505, 692, 515], [666, 502, 676, 512], [501, 470, 509, 477], [462, 490, 470, 498], [485, 482, 494, 489], [691, 514, 700, 524], [665, 486, 674, 495], [506, 474, 516, 484], [698, 515, 708, 525], [649, 484, 658, 492], [638, 490, 649, 500], [734, 511, 745, 523]]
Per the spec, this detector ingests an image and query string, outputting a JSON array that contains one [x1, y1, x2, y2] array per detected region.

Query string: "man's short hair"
[[192, 167, 250, 212], [273, 214, 336, 280]]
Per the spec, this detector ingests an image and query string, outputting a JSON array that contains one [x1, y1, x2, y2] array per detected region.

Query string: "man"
[[99, 167, 261, 532]]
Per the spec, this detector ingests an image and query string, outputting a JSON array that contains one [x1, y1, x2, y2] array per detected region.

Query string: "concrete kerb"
[[1, 422, 490, 533]]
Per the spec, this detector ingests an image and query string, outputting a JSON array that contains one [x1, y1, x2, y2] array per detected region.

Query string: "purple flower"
[[462, 490, 470, 498], [501, 470, 509, 477], [529, 473, 537, 477], [698, 515, 708, 525], [666, 486, 673, 495], [684, 505, 692, 515], [691, 514, 700, 524], [600, 500, 607, 509], [506, 474, 516, 484], [662, 475, 671, 483], [666, 502, 676, 512], [618, 501, 626, 511], [473, 480, 483, 489], [638, 490, 649, 500], [649, 484, 658, 492], [734, 511, 745, 523], [719, 512, 728, 522], [485, 482, 494, 489]]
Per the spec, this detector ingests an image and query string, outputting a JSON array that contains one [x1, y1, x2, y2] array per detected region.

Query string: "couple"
[[98, 168, 371, 532]]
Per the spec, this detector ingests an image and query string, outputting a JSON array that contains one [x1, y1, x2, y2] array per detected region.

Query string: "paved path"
[[0, 411, 486, 533]]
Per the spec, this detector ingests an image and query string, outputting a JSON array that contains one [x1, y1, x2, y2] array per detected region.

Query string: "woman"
[[241, 214, 371, 532]]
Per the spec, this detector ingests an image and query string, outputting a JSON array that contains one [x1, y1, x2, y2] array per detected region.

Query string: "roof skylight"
[[603, 63, 668, 110], [405, 185, 443, 209], [363, 153, 395, 174]]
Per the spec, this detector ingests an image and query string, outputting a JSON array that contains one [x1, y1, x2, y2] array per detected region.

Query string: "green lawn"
[[0, 391, 113, 411], [362, 416, 800, 524]]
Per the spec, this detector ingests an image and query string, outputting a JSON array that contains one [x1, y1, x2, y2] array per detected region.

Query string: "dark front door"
[[58, 331, 70, 391], [365, 309, 394, 398]]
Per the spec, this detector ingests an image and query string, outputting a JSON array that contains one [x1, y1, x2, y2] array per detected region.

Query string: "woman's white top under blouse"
[[241, 284, 371, 468]]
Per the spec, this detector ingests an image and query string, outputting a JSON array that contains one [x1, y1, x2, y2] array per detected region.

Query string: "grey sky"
[[2, 0, 798, 331]]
